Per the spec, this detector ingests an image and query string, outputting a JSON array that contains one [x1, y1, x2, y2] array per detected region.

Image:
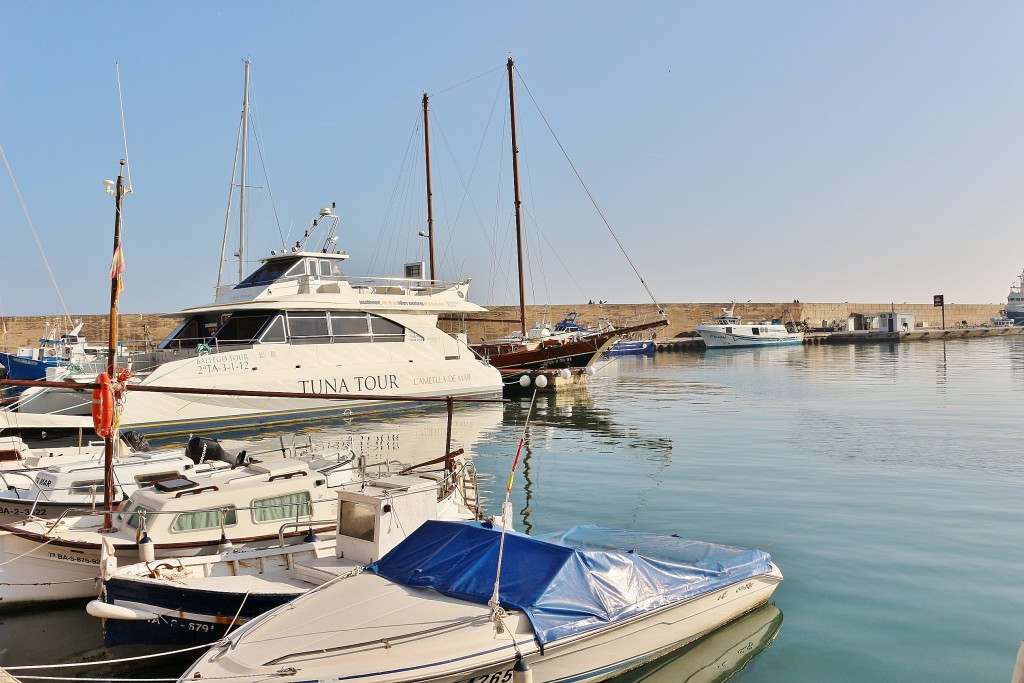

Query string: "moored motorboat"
[[696, 302, 803, 349], [180, 520, 782, 683], [88, 454, 483, 655], [0, 434, 293, 525], [0, 449, 357, 608], [605, 337, 657, 357]]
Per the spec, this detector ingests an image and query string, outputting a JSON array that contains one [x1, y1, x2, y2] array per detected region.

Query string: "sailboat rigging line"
[[247, 76, 286, 250], [516, 73, 666, 316], [369, 112, 421, 277], [217, 99, 245, 292], [489, 386, 539, 633], [430, 64, 506, 98], [0, 142, 73, 324], [115, 64, 133, 193]]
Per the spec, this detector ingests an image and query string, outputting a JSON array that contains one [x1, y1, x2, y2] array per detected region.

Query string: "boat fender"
[[91, 373, 114, 438], [513, 655, 532, 683], [139, 532, 155, 563], [218, 533, 233, 553], [87, 600, 159, 621]]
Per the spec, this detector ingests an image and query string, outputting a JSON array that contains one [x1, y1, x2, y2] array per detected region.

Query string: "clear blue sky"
[[2, 2, 1023, 318]]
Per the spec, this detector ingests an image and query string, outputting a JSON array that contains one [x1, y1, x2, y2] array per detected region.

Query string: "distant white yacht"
[[696, 302, 804, 349]]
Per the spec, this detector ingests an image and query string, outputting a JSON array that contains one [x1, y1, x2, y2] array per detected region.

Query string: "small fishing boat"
[[0, 321, 131, 382], [88, 453, 483, 655], [180, 520, 782, 683], [604, 336, 657, 357], [0, 447, 357, 607], [696, 302, 803, 349]]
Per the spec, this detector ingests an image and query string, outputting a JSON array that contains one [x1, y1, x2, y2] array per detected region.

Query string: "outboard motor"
[[121, 430, 152, 452], [185, 435, 247, 468]]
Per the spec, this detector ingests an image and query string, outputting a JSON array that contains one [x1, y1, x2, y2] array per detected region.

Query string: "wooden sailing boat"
[[426, 58, 666, 373]]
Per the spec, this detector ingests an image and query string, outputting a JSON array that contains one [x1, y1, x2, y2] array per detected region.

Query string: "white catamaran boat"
[[15, 220, 502, 435], [180, 520, 782, 683], [696, 302, 803, 349]]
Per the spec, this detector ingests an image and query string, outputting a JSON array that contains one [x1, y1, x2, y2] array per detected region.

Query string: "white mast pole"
[[239, 59, 250, 283]]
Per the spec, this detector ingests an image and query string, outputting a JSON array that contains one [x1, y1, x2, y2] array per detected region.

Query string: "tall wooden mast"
[[507, 57, 527, 336], [101, 161, 126, 531], [422, 92, 437, 281]]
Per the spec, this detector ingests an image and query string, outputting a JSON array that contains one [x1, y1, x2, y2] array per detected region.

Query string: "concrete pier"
[[653, 324, 1024, 352]]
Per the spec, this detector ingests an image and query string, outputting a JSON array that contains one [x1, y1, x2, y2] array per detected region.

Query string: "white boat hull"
[[19, 344, 501, 436], [182, 565, 782, 683], [696, 324, 803, 348]]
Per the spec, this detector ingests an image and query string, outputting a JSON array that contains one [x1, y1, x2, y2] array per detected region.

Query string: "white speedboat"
[[696, 302, 803, 348], [0, 449, 357, 607], [88, 455, 484, 655], [180, 520, 782, 683], [16, 214, 501, 436]]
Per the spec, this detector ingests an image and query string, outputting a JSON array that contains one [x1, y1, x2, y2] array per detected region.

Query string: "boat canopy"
[[370, 520, 774, 645]]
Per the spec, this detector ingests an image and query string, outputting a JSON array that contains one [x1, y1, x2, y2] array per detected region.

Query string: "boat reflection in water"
[[613, 603, 783, 683]]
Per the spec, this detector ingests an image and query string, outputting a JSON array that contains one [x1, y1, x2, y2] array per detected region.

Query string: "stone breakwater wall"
[[1, 313, 175, 351], [451, 302, 1005, 341], [1, 302, 1005, 350]]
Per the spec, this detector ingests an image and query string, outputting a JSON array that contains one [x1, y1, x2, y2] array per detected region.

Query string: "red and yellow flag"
[[110, 244, 126, 301]]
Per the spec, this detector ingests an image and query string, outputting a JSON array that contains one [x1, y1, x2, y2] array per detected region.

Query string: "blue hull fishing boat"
[[605, 338, 657, 357]]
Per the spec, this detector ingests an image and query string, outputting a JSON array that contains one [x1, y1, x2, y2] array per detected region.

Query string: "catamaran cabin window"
[[339, 500, 376, 541], [288, 313, 331, 343], [171, 506, 238, 532], [259, 315, 287, 343], [320, 260, 343, 278], [330, 313, 371, 341], [251, 491, 312, 523], [370, 316, 405, 342], [161, 314, 222, 350], [215, 313, 277, 344]]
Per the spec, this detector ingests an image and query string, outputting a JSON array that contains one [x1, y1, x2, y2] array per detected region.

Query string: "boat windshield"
[[236, 257, 303, 289]]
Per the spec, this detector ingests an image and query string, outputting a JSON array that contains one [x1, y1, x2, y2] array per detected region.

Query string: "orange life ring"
[[91, 373, 114, 438], [47, 348, 58, 357]]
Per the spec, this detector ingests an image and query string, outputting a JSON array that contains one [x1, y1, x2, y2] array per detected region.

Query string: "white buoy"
[[535, 374, 548, 389], [138, 532, 155, 563], [512, 655, 533, 683], [519, 375, 531, 388], [558, 368, 571, 379], [585, 366, 596, 376], [218, 533, 234, 553]]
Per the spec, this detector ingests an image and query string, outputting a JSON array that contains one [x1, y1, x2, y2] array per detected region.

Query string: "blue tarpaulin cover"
[[369, 520, 774, 645]]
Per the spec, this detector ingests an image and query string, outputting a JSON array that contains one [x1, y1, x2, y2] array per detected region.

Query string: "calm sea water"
[[3, 337, 1023, 682]]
